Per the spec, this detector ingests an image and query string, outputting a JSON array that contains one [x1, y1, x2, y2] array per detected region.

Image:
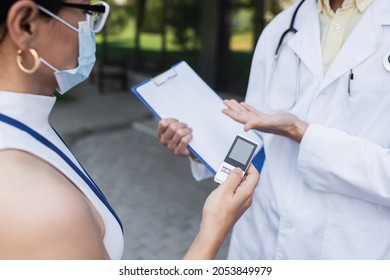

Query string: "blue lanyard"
[[0, 113, 123, 232]]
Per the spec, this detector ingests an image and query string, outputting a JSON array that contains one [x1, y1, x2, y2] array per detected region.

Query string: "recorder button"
[[221, 166, 231, 174]]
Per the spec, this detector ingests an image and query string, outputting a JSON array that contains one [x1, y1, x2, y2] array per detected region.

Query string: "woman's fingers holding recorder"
[[201, 166, 259, 238], [234, 165, 259, 200]]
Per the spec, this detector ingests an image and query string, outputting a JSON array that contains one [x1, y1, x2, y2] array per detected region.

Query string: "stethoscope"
[[268, 0, 390, 112], [274, 0, 306, 57], [266, 0, 307, 113]]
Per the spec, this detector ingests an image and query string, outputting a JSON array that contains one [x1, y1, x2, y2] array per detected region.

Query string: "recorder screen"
[[228, 137, 257, 165]]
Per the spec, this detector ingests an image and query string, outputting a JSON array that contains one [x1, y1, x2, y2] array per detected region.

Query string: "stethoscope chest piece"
[[382, 52, 390, 72]]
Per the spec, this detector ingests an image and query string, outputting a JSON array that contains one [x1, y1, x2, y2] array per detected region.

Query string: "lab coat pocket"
[[349, 81, 390, 94], [321, 214, 390, 259], [345, 80, 390, 145]]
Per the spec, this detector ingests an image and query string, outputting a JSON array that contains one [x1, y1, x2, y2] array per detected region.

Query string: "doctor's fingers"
[[243, 112, 292, 132], [240, 102, 261, 114], [157, 118, 177, 137], [222, 100, 257, 124], [159, 120, 190, 143], [223, 99, 247, 112], [169, 131, 193, 157], [222, 107, 254, 125]]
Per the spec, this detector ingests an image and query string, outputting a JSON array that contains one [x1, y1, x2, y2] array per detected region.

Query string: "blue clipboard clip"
[[151, 68, 178, 86]]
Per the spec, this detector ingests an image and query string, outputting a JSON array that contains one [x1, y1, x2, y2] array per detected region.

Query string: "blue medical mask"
[[38, 6, 97, 94]]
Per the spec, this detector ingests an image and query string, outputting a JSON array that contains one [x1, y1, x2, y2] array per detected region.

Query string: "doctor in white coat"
[[157, 0, 390, 259]]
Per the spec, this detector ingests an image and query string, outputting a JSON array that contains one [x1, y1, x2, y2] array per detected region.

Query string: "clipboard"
[[131, 61, 264, 174]]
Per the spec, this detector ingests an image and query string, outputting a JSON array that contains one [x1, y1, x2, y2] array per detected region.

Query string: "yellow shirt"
[[319, 0, 373, 72]]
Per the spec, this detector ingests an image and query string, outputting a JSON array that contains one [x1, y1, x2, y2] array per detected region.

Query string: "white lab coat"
[[192, 0, 390, 259]]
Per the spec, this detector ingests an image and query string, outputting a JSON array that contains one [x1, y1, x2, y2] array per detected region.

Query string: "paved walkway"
[[49, 72, 236, 259]]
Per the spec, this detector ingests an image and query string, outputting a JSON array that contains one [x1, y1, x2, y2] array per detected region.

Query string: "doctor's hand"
[[157, 118, 193, 157], [223, 99, 308, 143], [184, 165, 259, 259]]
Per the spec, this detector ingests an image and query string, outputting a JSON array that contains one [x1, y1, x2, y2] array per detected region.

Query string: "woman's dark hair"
[[0, 0, 64, 43]]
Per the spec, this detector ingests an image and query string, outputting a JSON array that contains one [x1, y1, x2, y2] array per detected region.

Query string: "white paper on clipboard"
[[131, 61, 263, 174]]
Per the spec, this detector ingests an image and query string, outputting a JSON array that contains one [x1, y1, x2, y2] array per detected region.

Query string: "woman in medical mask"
[[0, 0, 259, 259]]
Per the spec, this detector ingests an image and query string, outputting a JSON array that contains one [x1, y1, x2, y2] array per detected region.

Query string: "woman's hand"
[[184, 165, 259, 259], [222, 99, 308, 143], [157, 118, 193, 156]]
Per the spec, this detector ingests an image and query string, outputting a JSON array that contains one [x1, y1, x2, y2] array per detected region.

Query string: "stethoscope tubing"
[[274, 0, 307, 56], [267, 0, 307, 113]]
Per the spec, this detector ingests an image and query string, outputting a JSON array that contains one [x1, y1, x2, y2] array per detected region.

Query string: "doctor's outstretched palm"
[[222, 99, 308, 143]]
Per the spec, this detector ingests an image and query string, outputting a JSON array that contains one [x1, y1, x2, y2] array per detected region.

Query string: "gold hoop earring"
[[16, 48, 41, 74]]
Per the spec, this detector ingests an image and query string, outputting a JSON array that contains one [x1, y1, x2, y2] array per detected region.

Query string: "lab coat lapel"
[[318, 0, 386, 92], [287, 0, 323, 83]]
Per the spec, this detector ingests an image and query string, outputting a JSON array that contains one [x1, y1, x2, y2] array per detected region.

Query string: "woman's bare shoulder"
[[0, 150, 109, 259]]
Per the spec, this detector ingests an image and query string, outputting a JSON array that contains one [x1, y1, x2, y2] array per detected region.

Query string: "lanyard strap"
[[0, 113, 123, 232]]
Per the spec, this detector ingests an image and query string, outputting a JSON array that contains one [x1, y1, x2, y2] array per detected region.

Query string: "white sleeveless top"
[[0, 91, 124, 259]]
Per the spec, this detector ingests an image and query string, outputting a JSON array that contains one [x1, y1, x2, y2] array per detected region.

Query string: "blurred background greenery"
[[96, 0, 295, 95]]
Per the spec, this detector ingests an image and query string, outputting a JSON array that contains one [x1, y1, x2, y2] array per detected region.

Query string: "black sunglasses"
[[42, 2, 106, 14]]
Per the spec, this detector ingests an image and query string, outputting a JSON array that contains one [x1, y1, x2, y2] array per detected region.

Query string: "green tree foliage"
[[166, 0, 201, 50], [103, 0, 132, 35], [141, 0, 201, 50], [142, 0, 163, 33], [268, 0, 283, 19], [231, 9, 253, 34]]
